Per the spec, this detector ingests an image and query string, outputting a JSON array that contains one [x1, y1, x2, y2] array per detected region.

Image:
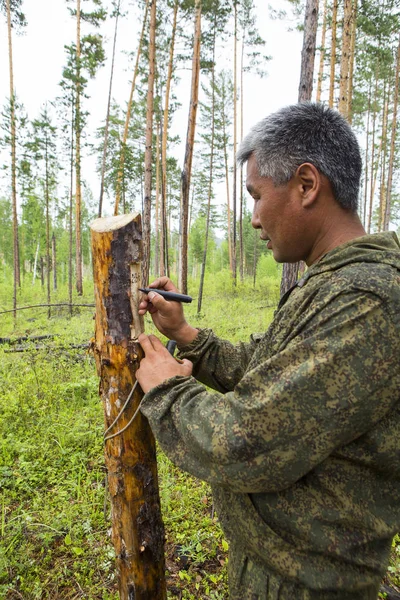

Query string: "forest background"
[[0, 0, 400, 598]]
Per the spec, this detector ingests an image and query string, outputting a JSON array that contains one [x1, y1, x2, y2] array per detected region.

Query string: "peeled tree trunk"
[[90, 213, 166, 600]]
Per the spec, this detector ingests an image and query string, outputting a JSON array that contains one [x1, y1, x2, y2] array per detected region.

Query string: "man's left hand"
[[136, 333, 193, 393]]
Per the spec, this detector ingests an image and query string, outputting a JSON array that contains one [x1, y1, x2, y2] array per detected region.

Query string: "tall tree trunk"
[[6, 0, 20, 323], [347, 0, 358, 124], [33, 239, 39, 284], [40, 256, 44, 287], [329, 0, 338, 108], [298, 0, 319, 102], [98, 0, 121, 218], [45, 134, 51, 318], [316, 0, 328, 102], [160, 0, 178, 277], [222, 83, 232, 272], [378, 84, 389, 232], [281, 0, 318, 297], [362, 81, 371, 228], [75, 0, 83, 295], [239, 31, 245, 283], [142, 0, 157, 286], [90, 214, 166, 600], [114, 0, 149, 216], [198, 33, 216, 314], [367, 68, 380, 234], [384, 34, 400, 231], [178, 0, 201, 294], [232, 0, 238, 286], [154, 121, 161, 275], [338, 0, 353, 119], [252, 229, 258, 288], [52, 232, 57, 291], [69, 104, 74, 317]]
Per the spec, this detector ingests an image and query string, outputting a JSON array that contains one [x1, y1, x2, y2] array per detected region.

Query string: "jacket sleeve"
[[176, 328, 262, 392], [140, 291, 399, 493]]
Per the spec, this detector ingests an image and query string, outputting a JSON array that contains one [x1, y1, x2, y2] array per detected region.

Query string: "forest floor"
[[0, 270, 399, 599]]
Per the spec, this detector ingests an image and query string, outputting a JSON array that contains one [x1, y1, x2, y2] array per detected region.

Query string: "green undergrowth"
[[0, 274, 276, 599], [0, 272, 398, 599]]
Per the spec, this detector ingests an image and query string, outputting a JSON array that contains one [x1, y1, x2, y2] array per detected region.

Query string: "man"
[[136, 103, 400, 599]]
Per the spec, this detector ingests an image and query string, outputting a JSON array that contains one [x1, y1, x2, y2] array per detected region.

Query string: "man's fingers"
[[138, 333, 167, 356], [147, 334, 165, 351], [138, 333, 156, 354], [147, 291, 169, 309], [148, 277, 178, 293]]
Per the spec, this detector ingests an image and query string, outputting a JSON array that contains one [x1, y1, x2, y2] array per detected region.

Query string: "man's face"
[[247, 154, 306, 263]]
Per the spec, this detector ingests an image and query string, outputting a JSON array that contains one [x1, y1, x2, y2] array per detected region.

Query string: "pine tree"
[[66, 0, 106, 295], [0, 0, 26, 318], [28, 106, 59, 316], [178, 0, 202, 294]]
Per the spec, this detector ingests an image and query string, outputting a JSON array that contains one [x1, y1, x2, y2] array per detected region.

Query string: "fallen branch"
[[0, 334, 57, 345], [0, 303, 95, 316], [4, 343, 89, 353]]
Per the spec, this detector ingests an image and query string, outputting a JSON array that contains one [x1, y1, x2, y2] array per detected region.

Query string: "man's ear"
[[295, 163, 320, 208]]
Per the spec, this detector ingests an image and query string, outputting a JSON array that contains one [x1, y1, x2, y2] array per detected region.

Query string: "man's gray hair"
[[237, 103, 362, 212]]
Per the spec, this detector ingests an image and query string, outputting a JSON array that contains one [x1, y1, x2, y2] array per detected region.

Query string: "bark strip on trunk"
[[90, 213, 166, 600]]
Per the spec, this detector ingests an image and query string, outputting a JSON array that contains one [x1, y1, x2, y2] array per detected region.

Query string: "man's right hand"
[[138, 277, 199, 346]]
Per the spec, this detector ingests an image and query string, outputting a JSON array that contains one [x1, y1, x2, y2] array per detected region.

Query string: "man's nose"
[[251, 206, 260, 229]]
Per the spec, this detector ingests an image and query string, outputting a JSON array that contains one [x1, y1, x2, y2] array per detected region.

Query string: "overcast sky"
[[0, 0, 303, 216]]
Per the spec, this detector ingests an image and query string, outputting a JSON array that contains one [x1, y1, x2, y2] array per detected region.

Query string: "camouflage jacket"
[[141, 232, 400, 599]]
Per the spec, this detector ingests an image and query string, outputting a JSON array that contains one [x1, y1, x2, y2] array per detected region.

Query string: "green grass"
[[0, 269, 399, 599], [0, 272, 276, 599]]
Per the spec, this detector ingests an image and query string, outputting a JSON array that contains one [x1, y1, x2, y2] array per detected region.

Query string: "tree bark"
[[142, 0, 157, 286], [114, 0, 149, 216], [178, 0, 201, 294], [99, 0, 121, 218], [90, 213, 166, 600]]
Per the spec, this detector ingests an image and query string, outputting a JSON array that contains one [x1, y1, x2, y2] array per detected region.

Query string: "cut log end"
[[90, 213, 140, 233]]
